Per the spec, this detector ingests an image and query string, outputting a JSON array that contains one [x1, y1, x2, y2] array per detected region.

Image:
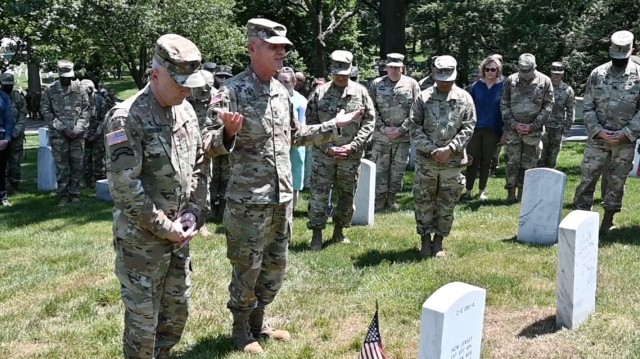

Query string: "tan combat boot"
[[419, 234, 432, 257], [600, 210, 615, 233], [332, 225, 350, 244], [250, 307, 291, 342], [516, 186, 523, 202], [231, 310, 264, 354], [432, 235, 446, 257], [386, 193, 400, 210], [506, 188, 517, 203], [310, 229, 323, 251]]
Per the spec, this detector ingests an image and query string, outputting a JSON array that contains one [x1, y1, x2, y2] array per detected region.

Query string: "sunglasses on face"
[[484, 67, 498, 73]]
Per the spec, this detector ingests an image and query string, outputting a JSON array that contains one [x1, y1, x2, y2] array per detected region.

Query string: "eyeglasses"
[[484, 67, 498, 73]]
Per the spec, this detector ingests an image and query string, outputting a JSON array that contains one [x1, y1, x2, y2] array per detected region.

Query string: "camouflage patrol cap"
[[214, 65, 233, 77], [518, 53, 536, 72], [433, 55, 457, 81], [202, 61, 217, 72], [350, 66, 359, 78], [377, 60, 388, 72], [154, 34, 204, 88], [199, 69, 214, 88], [0, 72, 14, 85], [57, 60, 75, 78], [247, 18, 292, 46], [330, 50, 353, 76], [550, 62, 565, 74], [610, 30, 634, 59], [386, 53, 404, 67]]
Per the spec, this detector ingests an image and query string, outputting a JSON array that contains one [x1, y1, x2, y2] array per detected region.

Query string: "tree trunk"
[[26, 40, 41, 93], [379, 0, 408, 58], [312, 1, 326, 79]]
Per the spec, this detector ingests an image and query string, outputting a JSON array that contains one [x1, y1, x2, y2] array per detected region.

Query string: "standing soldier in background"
[[1, 73, 28, 193], [500, 53, 553, 202], [187, 69, 215, 237], [202, 61, 217, 74], [306, 50, 375, 251], [418, 56, 439, 91], [203, 19, 362, 353], [538, 62, 575, 168], [81, 79, 109, 187], [410, 55, 476, 258], [369, 53, 420, 211], [41, 60, 90, 207], [209, 64, 232, 219], [213, 64, 233, 89], [573, 30, 640, 232]]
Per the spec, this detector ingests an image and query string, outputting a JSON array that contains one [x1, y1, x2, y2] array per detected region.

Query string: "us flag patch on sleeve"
[[106, 129, 128, 146]]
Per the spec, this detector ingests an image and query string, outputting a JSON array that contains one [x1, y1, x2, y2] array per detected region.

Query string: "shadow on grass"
[[458, 197, 514, 211], [600, 226, 640, 246], [517, 315, 560, 338], [500, 236, 555, 248], [353, 248, 424, 267], [174, 334, 235, 358]]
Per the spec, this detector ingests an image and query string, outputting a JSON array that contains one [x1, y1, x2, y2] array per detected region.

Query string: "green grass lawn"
[[104, 77, 139, 100], [1, 138, 639, 358]]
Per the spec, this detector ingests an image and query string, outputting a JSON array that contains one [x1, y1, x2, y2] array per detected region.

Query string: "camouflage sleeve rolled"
[[201, 88, 234, 158], [41, 88, 64, 131], [347, 90, 375, 153], [399, 79, 422, 136], [532, 78, 554, 130], [448, 99, 477, 152], [187, 126, 208, 228], [410, 93, 437, 153], [564, 86, 576, 133], [74, 89, 91, 135], [13, 92, 28, 138], [104, 113, 176, 240], [583, 72, 603, 139], [500, 79, 516, 131]]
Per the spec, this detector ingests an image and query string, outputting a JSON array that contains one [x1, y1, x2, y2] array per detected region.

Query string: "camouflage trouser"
[[7, 133, 24, 185], [82, 137, 106, 184], [225, 201, 291, 311], [304, 147, 313, 188], [210, 154, 230, 204], [113, 234, 191, 359], [307, 154, 360, 229], [50, 134, 84, 197], [371, 140, 410, 200], [538, 127, 563, 168], [413, 160, 465, 237], [573, 140, 634, 213], [505, 134, 540, 189]]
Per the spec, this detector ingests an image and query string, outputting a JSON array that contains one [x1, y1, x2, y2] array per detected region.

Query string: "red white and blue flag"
[[358, 302, 387, 359]]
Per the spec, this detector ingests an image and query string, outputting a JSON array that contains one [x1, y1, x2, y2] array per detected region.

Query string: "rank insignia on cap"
[[106, 129, 129, 146]]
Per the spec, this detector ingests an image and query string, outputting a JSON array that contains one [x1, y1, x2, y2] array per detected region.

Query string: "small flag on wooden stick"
[[358, 301, 387, 359]]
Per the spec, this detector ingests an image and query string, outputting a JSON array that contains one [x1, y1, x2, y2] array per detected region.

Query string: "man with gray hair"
[[573, 30, 640, 232], [202, 18, 363, 354], [500, 53, 554, 202]]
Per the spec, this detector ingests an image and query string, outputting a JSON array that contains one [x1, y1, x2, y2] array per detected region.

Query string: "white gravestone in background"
[[419, 282, 487, 359], [96, 179, 113, 202], [557, 210, 599, 330], [518, 168, 567, 245], [628, 140, 640, 178], [37, 127, 57, 192], [352, 159, 375, 226]]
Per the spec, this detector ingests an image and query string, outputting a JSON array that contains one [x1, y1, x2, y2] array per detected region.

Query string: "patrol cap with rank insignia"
[[433, 55, 457, 81], [550, 61, 565, 74], [154, 34, 205, 88], [386, 53, 404, 67], [202, 61, 217, 73], [518, 53, 536, 73], [609, 30, 634, 59], [214, 65, 233, 77], [0, 72, 14, 85], [331, 50, 353, 76], [247, 18, 293, 46], [58, 60, 75, 78]]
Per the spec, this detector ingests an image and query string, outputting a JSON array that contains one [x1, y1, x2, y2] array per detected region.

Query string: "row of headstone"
[[417, 210, 599, 357], [37, 128, 57, 192]]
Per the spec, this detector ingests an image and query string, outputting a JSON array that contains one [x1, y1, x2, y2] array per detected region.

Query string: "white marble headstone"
[[408, 143, 416, 170], [352, 159, 375, 226], [518, 168, 567, 245], [38, 127, 50, 147], [419, 282, 486, 359], [96, 179, 113, 202], [574, 96, 583, 121], [37, 146, 57, 192], [556, 210, 599, 330], [628, 140, 640, 178]]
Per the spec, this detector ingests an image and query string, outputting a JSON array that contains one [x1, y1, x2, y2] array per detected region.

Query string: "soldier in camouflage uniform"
[[105, 34, 230, 359], [500, 53, 554, 202], [209, 65, 232, 219], [0, 80, 13, 207], [410, 55, 476, 258], [1, 73, 27, 193], [81, 79, 110, 187], [202, 18, 363, 354], [306, 50, 375, 250], [573, 31, 640, 232], [369, 53, 420, 211], [538, 62, 575, 168], [418, 56, 439, 91], [41, 60, 90, 206]]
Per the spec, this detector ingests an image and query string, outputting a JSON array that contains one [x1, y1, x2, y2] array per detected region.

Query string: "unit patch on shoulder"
[[106, 129, 129, 146]]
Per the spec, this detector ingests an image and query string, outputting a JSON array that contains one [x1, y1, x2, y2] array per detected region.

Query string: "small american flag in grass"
[[358, 302, 387, 359]]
